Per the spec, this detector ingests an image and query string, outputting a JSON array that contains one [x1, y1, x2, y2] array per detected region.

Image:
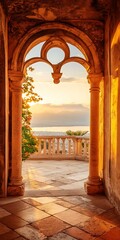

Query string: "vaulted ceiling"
[[7, 0, 111, 22]]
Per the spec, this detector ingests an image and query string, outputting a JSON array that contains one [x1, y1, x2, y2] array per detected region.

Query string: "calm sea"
[[32, 126, 90, 136]]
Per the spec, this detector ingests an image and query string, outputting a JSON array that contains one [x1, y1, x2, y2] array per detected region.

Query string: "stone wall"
[[0, 3, 8, 197], [104, 0, 120, 213]]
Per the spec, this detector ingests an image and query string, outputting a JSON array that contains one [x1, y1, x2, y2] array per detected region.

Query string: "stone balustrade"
[[29, 135, 90, 161]]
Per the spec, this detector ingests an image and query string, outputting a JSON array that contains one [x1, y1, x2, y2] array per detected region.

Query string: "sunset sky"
[[25, 43, 90, 127]]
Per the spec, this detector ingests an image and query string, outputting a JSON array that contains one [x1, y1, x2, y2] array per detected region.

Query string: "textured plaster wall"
[[104, 0, 120, 213], [0, 4, 8, 197]]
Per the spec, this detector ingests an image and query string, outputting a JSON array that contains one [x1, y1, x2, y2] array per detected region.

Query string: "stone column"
[[84, 73, 104, 194], [8, 70, 25, 196]]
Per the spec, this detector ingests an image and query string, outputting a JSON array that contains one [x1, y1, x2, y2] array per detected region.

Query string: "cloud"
[[61, 77, 77, 82], [61, 77, 87, 84], [30, 103, 90, 127]]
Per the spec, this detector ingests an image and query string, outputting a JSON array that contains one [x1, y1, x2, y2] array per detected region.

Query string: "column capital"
[[87, 73, 103, 85], [8, 70, 23, 82], [9, 70, 23, 92]]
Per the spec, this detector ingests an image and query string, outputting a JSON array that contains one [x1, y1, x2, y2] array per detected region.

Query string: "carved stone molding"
[[9, 70, 23, 91], [87, 73, 103, 84]]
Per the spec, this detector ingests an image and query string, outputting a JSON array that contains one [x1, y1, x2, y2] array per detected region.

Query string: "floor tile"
[[50, 181, 66, 187], [65, 227, 95, 240], [80, 196, 91, 203], [0, 230, 19, 240], [25, 180, 48, 189], [55, 199, 75, 208], [72, 203, 104, 217], [37, 202, 67, 215], [48, 232, 77, 240], [0, 223, 10, 235], [90, 197, 113, 210], [55, 178, 76, 185], [65, 172, 88, 181], [59, 181, 85, 190], [22, 197, 42, 206], [32, 216, 70, 237], [97, 208, 120, 226], [55, 209, 90, 225], [33, 197, 57, 204], [0, 207, 11, 218], [100, 227, 120, 240], [0, 161, 118, 240], [15, 207, 49, 223], [79, 216, 115, 237], [2, 200, 31, 214], [0, 214, 28, 229], [16, 225, 46, 240], [0, 198, 21, 206], [60, 196, 86, 205]]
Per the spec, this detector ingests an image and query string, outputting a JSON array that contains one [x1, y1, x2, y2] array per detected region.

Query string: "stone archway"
[[8, 22, 103, 196]]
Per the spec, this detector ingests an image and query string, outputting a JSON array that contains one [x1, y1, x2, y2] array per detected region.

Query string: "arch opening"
[[8, 22, 103, 196]]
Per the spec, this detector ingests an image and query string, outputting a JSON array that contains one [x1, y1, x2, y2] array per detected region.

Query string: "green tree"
[[22, 68, 42, 160], [66, 130, 88, 136]]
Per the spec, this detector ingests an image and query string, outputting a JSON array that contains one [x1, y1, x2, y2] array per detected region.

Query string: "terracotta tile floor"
[[0, 160, 120, 239]]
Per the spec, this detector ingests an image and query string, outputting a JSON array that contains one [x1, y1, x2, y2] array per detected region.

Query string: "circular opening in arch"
[[47, 47, 65, 64]]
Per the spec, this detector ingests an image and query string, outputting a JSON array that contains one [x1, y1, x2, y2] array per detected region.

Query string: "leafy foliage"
[[22, 68, 42, 160], [66, 130, 88, 136]]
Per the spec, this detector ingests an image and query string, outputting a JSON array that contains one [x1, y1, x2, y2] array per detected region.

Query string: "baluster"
[[59, 138, 62, 154], [68, 139, 71, 155], [82, 139, 85, 159], [84, 139, 87, 160], [62, 139, 65, 155], [65, 138, 68, 155], [70, 139, 73, 154], [52, 138, 55, 155], [72, 139, 75, 155], [87, 140, 90, 160], [39, 139, 42, 154], [51, 138, 53, 155], [41, 139, 44, 155], [57, 138, 59, 154], [79, 139, 82, 158], [75, 138, 78, 156], [44, 139, 47, 155], [55, 138, 57, 154], [48, 138, 51, 155]]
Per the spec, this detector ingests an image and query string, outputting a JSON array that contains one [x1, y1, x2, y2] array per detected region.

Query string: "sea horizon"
[[32, 125, 90, 136]]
